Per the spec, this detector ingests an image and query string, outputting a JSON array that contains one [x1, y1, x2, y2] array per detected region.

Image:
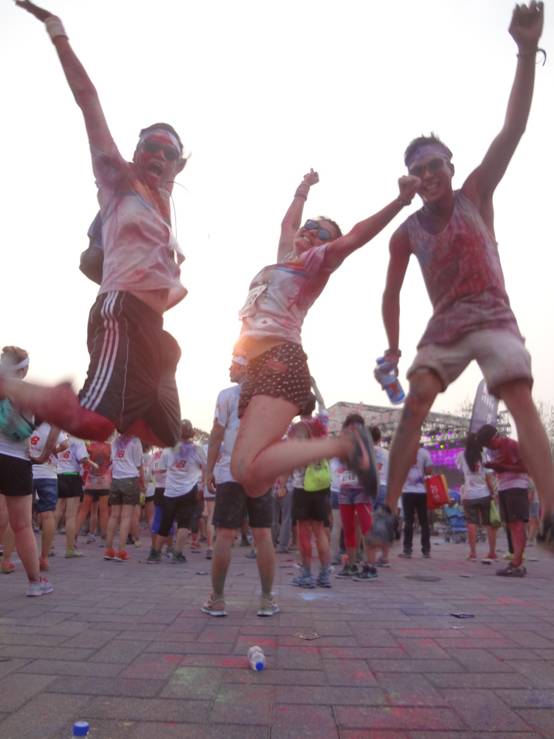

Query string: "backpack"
[[0, 399, 34, 442], [303, 459, 331, 492]]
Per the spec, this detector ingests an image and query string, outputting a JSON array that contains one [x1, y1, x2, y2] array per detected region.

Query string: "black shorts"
[[0, 454, 32, 497], [158, 488, 198, 536], [57, 474, 84, 499], [238, 342, 312, 418], [213, 481, 273, 529], [189, 495, 204, 534], [79, 291, 181, 447], [153, 487, 166, 507], [293, 487, 331, 523], [85, 488, 109, 502], [498, 488, 530, 524], [463, 496, 492, 526]]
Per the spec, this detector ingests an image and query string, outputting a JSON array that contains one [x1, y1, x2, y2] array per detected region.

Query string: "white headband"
[[406, 143, 451, 169], [0, 356, 29, 372], [139, 129, 182, 154], [232, 355, 248, 367]]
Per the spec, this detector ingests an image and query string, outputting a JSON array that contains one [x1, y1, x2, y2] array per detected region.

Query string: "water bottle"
[[72, 721, 90, 737], [247, 645, 266, 671], [374, 357, 405, 405]]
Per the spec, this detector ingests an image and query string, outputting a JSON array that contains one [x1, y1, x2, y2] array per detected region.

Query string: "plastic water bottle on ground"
[[374, 357, 405, 404], [72, 721, 90, 737], [247, 645, 266, 671]]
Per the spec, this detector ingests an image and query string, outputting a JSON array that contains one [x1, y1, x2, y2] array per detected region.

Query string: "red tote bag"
[[425, 474, 449, 510]]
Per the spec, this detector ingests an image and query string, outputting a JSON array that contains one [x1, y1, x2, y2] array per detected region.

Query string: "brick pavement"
[[1, 532, 554, 738]]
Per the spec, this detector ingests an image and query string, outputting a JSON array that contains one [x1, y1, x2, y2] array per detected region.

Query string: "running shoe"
[[422, 552, 431, 559], [245, 550, 257, 559], [205, 548, 213, 560], [316, 569, 332, 588], [190, 542, 201, 553], [1, 561, 15, 574], [86, 534, 96, 544], [335, 563, 358, 578], [292, 573, 317, 588], [398, 551, 412, 559], [376, 556, 390, 568], [146, 549, 162, 564], [365, 507, 395, 547], [26, 577, 54, 597], [345, 422, 378, 499], [257, 595, 280, 617], [171, 552, 187, 564], [496, 564, 527, 577], [354, 564, 378, 581], [114, 550, 129, 562], [201, 594, 227, 617], [65, 548, 84, 558]]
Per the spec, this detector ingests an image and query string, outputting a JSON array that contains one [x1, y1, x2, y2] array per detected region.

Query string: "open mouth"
[[147, 162, 164, 177]]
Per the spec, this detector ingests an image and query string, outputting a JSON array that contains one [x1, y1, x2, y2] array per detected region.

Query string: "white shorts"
[[408, 329, 532, 397]]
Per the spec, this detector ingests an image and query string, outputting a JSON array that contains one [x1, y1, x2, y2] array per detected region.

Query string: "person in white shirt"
[[456, 433, 497, 562], [147, 421, 205, 564], [104, 434, 143, 562], [28, 422, 67, 571], [56, 436, 91, 558], [399, 445, 433, 558], [370, 426, 391, 567]]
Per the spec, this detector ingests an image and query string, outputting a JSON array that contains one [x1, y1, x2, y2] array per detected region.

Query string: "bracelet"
[[45, 16, 68, 42], [517, 47, 547, 66]]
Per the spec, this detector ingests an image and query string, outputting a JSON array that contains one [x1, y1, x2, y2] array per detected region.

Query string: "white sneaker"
[[26, 578, 54, 597], [257, 596, 280, 617]]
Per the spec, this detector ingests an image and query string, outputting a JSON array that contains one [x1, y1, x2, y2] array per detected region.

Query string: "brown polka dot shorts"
[[238, 342, 312, 418]]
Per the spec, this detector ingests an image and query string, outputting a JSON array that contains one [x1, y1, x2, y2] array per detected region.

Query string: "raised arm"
[[463, 2, 544, 214], [16, 2, 122, 170], [322, 175, 419, 271], [277, 169, 319, 262], [381, 228, 412, 368]]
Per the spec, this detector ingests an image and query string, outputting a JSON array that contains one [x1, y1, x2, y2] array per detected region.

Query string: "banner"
[[469, 379, 498, 433]]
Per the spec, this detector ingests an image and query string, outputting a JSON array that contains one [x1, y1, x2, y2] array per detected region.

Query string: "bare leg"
[[118, 505, 134, 552], [98, 497, 109, 539], [486, 525, 497, 558], [467, 522, 477, 557], [106, 505, 122, 550], [509, 521, 527, 568], [330, 509, 342, 560], [312, 521, 331, 568], [205, 500, 215, 549], [231, 395, 352, 498], [251, 527, 275, 597], [89, 500, 99, 537], [1, 524, 16, 566], [6, 496, 40, 582], [64, 497, 80, 552], [385, 371, 442, 509], [498, 381, 554, 512], [297, 520, 312, 571], [39, 511, 55, 562], [75, 496, 92, 539], [210, 527, 234, 597]]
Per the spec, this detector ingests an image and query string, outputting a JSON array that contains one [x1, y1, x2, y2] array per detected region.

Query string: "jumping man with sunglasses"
[[230, 169, 419, 499], [373, 2, 554, 546], [4, 2, 188, 448]]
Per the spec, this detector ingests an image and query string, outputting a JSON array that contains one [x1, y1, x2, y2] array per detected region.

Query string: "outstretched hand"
[[15, 0, 53, 22], [303, 168, 319, 187], [509, 1, 544, 51], [397, 174, 420, 205]]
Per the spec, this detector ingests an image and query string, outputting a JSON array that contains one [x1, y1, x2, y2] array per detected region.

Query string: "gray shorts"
[[408, 329, 532, 397], [109, 477, 141, 507]]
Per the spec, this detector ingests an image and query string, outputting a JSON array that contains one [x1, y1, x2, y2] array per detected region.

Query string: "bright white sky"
[[1, 0, 553, 432]]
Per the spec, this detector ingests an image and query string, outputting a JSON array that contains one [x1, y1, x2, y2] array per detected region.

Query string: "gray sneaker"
[[172, 552, 187, 564], [316, 569, 332, 588], [496, 564, 527, 577], [257, 595, 280, 617], [336, 563, 358, 578], [354, 564, 378, 581], [146, 549, 162, 564], [292, 573, 316, 588]]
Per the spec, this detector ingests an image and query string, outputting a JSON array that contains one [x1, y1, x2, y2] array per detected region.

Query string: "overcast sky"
[[1, 0, 552, 432]]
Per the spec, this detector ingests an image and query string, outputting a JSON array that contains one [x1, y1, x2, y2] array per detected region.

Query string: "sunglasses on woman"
[[141, 139, 181, 161], [302, 219, 333, 241]]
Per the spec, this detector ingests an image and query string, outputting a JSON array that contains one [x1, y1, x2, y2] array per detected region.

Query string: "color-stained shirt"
[[164, 442, 206, 498], [85, 440, 112, 490], [491, 437, 528, 492], [91, 149, 186, 310], [213, 384, 241, 485], [111, 435, 143, 479], [399, 191, 521, 347], [237, 243, 337, 346], [403, 448, 432, 494]]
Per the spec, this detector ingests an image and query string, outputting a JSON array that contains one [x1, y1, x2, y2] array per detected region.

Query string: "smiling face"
[[406, 145, 454, 207], [293, 218, 339, 255], [134, 129, 186, 189]]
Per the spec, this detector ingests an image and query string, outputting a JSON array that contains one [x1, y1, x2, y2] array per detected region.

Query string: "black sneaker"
[[354, 564, 378, 581], [345, 423, 378, 499], [365, 507, 395, 547], [146, 549, 162, 564], [336, 563, 358, 578], [172, 552, 187, 564]]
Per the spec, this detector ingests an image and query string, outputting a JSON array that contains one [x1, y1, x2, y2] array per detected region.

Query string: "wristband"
[[517, 47, 547, 66], [45, 16, 68, 42]]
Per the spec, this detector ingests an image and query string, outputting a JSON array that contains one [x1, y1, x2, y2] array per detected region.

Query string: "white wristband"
[[45, 16, 68, 42]]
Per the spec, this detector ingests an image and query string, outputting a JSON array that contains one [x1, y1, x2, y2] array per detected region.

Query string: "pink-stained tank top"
[[402, 191, 522, 347]]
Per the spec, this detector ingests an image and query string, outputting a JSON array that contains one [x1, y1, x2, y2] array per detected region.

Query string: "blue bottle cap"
[[73, 721, 90, 737], [255, 661, 265, 671]]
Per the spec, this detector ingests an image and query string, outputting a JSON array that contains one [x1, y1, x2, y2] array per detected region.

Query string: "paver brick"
[[334, 706, 464, 731], [272, 704, 338, 739], [441, 688, 530, 732], [0, 672, 57, 712], [81, 695, 210, 722], [0, 692, 91, 739], [47, 675, 162, 697]]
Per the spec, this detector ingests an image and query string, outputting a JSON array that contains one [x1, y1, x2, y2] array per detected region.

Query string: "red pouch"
[[425, 474, 449, 509]]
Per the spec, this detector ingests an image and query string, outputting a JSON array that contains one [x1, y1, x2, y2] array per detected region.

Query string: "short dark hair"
[[317, 216, 342, 238], [404, 133, 452, 167], [139, 123, 184, 154], [343, 413, 365, 429], [475, 424, 497, 447], [370, 425, 381, 443], [180, 419, 194, 440]]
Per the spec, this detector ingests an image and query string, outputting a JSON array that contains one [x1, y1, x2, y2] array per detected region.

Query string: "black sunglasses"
[[141, 140, 181, 161], [302, 219, 333, 241]]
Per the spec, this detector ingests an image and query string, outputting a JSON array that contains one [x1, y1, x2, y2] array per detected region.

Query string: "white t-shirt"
[[213, 384, 241, 485], [57, 438, 88, 475], [329, 457, 342, 493], [375, 446, 389, 488], [456, 451, 491, 501], [111, 435, 143, 479], [0, 427, 31, 462], [403, 447, 432, 493], [151, 448, 169, 488], [29, 423, 66, 480], [164, 442, 206, 498]]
